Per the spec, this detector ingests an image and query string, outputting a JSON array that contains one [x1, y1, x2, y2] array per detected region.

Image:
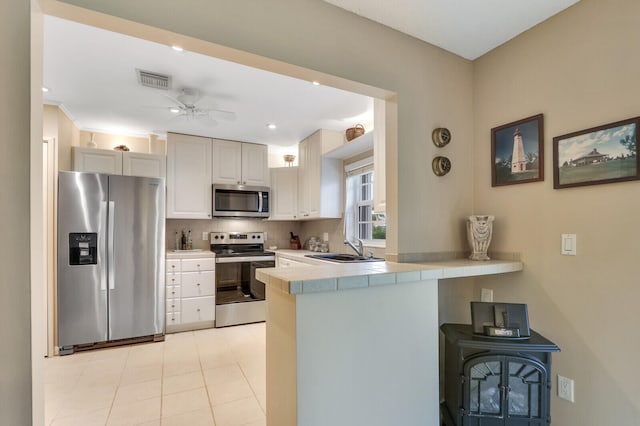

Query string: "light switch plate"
[[481, 288, 493, 302], [558, 375, 575, 402], [561, 234, 577, 255], [202, 232, 209, 241]]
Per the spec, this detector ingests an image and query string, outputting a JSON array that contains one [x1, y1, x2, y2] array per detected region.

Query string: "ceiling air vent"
[[136, 69, 171, 90]]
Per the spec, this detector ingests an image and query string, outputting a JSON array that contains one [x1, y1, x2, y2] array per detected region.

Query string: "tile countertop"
[[258, 255, 523, 295], [166, 250, 215, 259]]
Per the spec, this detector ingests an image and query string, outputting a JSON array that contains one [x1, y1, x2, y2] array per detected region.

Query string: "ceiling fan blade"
[[161, 93, 186, 108], [210, 109, 237, 121]]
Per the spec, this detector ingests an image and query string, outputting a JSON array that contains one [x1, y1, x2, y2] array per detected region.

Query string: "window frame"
[[345, 157, 386, 248]]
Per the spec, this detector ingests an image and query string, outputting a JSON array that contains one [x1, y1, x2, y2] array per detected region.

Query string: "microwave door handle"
[[258, 192, 264, 213]]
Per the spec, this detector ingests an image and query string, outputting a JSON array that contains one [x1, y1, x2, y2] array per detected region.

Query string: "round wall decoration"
[[432, 127, 451, 147], [432, 156, 452, 176]]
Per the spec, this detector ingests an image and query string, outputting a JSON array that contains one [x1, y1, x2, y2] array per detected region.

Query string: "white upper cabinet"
[[211, 139, 269, 186], [122, 151, 166, 178], [297, 130, 343, 220], [166, 133, 212, 219], [211, 139, 242, 185], [241, 143, 269, 186], [269, 167, 298, 220], [73, 147, 165, 178], [73, 147, 123, 175]]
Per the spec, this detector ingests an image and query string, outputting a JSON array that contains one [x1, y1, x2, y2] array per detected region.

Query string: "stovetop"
[[210, 232, 273, 257]]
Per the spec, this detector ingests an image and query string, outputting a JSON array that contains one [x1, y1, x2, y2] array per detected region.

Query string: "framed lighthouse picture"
[[491, 114, 544, 187]]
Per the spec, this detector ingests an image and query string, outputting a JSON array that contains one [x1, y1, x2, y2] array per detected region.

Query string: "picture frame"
[[491, 114, 544, 187], [553, 117, 640, 189]]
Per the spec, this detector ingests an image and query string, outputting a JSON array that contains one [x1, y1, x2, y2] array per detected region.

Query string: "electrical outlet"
[[202, 232, 209, 241], [481, 288, 493, 302], [323, 232, 329, 242], [558, 375, 575, 402]]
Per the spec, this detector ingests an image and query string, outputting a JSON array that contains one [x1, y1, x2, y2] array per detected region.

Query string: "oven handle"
[[215, 255, 276, 263]]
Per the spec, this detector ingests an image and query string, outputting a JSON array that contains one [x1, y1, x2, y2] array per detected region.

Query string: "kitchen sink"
[[305, 253, 385, 263]]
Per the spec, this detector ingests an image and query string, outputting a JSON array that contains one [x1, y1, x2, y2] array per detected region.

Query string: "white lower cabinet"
[[165, 255, 215, 332], [181, 296, 216, 324], [276, 252, 325, 267]]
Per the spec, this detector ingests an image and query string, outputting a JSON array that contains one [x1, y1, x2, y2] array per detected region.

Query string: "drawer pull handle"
[[197, 264, 200, 267], [171, 265, 175, 268], [197, 283, 200, 286], [172, 291, 175, 295], [197, 308, 201, 312]]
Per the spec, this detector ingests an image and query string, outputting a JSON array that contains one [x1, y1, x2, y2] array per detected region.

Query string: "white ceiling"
[[323, 0, 581, 60], [43, 16, 373, 147], [44, 2, 580, 145]]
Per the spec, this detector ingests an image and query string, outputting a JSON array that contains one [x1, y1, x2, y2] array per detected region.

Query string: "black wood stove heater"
[[440, 323, 560, 426]]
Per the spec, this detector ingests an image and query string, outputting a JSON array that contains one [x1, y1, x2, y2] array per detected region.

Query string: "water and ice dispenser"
[[68, 233, 98, 265]]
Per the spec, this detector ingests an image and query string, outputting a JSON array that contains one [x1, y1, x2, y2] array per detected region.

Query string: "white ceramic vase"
[[467, 215, 495, 261]]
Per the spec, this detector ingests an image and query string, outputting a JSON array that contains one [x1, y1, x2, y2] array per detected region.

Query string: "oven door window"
[[215, 260, 274, 305]]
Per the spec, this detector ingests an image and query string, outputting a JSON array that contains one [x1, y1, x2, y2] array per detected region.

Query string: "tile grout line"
[[195, 331, 219, 425]]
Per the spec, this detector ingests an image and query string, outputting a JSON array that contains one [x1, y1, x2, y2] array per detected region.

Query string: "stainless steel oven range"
[[210, 232, 275, 327]]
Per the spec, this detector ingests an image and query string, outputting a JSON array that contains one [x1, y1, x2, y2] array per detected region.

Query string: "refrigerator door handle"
[[108, 201, 115, 290]]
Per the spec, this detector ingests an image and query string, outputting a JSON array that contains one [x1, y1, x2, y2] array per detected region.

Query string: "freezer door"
[[108, 175, 165, 340], [57, 172, 109, 348]]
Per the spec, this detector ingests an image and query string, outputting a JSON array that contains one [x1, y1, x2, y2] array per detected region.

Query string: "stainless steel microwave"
[[212, 184, 270, 218]]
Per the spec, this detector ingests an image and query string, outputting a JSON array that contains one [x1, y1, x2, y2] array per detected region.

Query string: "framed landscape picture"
[[553, 117, 640, 189], [491, 114, 544, 187]]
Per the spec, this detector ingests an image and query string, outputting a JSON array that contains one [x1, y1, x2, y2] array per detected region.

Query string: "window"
[[345, 158, 386, 246]]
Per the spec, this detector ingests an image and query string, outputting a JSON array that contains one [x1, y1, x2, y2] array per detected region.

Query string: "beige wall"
[[43, 104, 80, 170], [0, 0, 33, 424], [45, 105, 167, 171], [473, 0, 640, 423], [78, 130, 166, 154]]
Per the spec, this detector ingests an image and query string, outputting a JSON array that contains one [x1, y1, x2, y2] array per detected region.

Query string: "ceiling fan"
[[163, 88, 237, 124]]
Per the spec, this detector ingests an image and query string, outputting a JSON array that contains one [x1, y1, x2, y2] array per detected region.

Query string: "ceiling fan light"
[[267, 123, 277, 130], [169, 107, 180, 113]]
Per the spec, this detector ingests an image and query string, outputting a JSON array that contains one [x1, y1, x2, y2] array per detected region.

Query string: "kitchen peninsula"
[[256, 258, 523, 426]]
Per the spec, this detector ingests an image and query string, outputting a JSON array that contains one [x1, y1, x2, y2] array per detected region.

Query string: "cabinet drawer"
[[166, 312, 181, 326], [181, 273, 216, 297], [181, 271, 215, 297], [166, 297, 181, 314], [166, 285, 181, 300], [166, 273, 181, 286], [182, 258, 215, 272], [166, 259, 181, 273], [181, 296, 215, 324]]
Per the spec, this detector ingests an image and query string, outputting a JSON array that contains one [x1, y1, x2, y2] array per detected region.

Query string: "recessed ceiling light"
[[312, 81, 320, 86], [169, 107, 180, 113], [171, 45, 184, 52], [42, 86, 49, 92], [267, 123, 277, 130]]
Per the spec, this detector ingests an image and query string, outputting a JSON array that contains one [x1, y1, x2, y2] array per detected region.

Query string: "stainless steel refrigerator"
[[57, 171, 165, 355]]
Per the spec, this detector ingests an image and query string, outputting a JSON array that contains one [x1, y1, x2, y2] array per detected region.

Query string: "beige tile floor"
[[45, 323, 266, 426]]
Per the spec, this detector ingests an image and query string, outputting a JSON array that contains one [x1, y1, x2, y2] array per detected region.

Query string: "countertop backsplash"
[[165, 217, 385, 258], [166, 219, 303, 252]]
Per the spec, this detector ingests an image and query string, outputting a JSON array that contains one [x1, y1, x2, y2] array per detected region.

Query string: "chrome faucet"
[[344, 238, 364, 257]]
